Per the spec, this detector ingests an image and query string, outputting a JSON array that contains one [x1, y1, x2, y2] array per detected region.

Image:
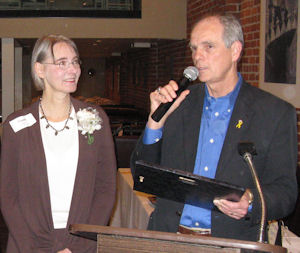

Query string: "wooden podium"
[[69, 224, 286, 253]]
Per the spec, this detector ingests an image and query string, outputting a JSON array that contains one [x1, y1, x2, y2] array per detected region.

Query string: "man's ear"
[[34, 62, 45, 78], [231, 41, 243, 62]]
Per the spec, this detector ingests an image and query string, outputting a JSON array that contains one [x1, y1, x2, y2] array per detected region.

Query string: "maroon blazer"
[[1, 97, 117, 253]]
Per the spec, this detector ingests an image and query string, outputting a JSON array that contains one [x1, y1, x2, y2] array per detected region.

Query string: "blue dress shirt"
[[143, 125, 163, 144], [180, 73, 242, 228], [144, 73, 243, 229]]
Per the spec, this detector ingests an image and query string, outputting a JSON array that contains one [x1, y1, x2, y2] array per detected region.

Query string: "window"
[[0, 0, 141, 18]]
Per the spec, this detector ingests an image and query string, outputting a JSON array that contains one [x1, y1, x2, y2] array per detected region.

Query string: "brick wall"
[[119, 0, 261, 108], [116, 0, 299, 163], [239, 0, 260, 86]]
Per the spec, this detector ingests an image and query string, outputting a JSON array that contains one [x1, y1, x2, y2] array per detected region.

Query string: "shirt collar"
[[204, 72, 242, 109]]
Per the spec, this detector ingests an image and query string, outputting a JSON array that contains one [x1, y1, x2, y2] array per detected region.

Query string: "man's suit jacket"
[[131, 80, 298, 241], [1, 97, 116, 253]]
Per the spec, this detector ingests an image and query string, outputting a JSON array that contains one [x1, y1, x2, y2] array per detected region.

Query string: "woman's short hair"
[[31, 34, 79, 90]]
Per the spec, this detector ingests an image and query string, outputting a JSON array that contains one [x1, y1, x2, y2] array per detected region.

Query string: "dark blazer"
[[131, 80, 298, 241], [0, 97, 117, 253]]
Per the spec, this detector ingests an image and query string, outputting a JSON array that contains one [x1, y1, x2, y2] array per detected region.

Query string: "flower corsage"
[[77, 107, 102, 144]]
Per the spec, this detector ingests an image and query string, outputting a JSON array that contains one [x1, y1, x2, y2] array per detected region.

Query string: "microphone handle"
[[151, 77, 190, 122]]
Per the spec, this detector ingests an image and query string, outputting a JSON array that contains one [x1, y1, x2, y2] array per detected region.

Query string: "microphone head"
[[183, 66, 199, 81], [238, 142, 257, 156]]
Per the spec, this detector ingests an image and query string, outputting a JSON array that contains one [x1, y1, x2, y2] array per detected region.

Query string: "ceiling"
[[15, 38, 172, 58]]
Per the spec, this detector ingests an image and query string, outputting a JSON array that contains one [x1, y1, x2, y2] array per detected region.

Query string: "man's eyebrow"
[[189, 41, 214, 47]]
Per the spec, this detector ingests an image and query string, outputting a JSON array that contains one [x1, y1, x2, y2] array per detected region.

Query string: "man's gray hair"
[[219, 14, 244, 49], [193, 13, 244, 50]]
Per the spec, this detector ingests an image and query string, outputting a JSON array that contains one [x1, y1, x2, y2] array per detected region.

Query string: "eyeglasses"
[[43, 59, 82, 70]]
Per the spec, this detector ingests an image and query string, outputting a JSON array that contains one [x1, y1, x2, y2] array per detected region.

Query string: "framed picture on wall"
[[0, 0, 141, 18], [259, 0, 300, 108]]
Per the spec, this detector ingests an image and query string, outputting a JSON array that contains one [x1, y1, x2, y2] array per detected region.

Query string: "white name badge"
[[9, 113, 37, 133]]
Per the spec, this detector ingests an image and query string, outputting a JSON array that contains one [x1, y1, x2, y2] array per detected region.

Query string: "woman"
[[0, 35, 116, 253]]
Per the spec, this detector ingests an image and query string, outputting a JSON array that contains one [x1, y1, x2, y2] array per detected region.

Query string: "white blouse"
[[40, 107, 79, 229]]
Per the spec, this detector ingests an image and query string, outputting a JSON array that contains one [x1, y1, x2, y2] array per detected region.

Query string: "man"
[[131, 14, 298, 241]]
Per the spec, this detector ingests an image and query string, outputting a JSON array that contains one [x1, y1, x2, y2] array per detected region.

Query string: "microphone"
[[151, 66, 199, 122], [238, 142, 266, 243]]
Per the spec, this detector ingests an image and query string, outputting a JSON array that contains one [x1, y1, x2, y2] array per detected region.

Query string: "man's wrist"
[[147, 116, 165, 130]]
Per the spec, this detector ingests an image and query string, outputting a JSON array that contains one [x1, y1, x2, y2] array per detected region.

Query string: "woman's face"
[[37, 42, 81, 96]]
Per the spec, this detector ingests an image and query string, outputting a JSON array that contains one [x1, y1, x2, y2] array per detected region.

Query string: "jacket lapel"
[[216, 82, 255, 178], [66, 98, 96, 225], [183, 84, 205, 173], [27, 101, 54, 229]]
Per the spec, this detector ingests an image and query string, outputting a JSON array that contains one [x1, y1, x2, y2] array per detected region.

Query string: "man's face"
[[190, 17, 239, 90]]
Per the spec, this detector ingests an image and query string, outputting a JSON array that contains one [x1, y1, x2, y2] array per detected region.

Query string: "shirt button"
[[205, 106, 208, 110], [210, 138, 214, 143], [215, 112, 219, 117], [204, 166, 208, 171], [195, 222, 200, 226], [155, 138, 160, 142], [228, 109, 231, 112]]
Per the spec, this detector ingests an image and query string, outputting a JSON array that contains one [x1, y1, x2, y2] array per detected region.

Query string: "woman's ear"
[[34, 62, 45, 79]]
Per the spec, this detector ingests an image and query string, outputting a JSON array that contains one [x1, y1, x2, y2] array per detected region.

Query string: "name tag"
[[9, 113, 36, 133]]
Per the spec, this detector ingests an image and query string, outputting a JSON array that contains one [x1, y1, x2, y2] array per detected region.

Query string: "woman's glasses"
[[43, 59, 82, 70]]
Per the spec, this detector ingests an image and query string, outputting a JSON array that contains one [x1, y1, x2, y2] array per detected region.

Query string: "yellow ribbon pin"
[[236, 120, 243, 128]]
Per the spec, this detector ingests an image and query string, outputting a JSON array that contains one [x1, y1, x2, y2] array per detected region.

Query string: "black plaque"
[[133, 160, 245, 208]]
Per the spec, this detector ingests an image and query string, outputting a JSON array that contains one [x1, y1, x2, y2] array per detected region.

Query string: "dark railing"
[[0, 0, 141, 18]]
